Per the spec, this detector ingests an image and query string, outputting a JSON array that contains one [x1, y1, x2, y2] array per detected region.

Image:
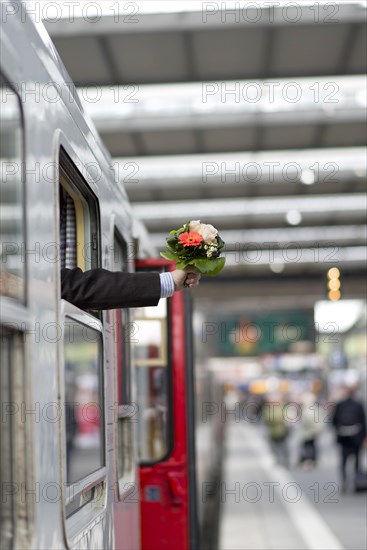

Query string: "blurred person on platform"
[[263, 394, 290, 468], [332, 383, 367, 492], [298, 392, 322, 470]]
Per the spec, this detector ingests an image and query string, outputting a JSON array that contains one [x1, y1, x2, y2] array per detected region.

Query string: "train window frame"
[[111, 227, 136, 496], [61, 300, 107, 528], [133, 268, 174, 466], [0, 74, 27, 303], [112, 229, 132, 405]]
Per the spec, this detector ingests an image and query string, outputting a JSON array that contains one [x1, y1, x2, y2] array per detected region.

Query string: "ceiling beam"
[[132, 193, 367, 228], [114, 147, 367, 187], [77, 75, 367, 132], [194, 274, 367, 312], [222, 245, 366, 267], [43, 2, 367, 37]]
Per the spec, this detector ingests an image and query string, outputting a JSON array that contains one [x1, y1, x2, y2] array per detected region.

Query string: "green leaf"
[[190, 257, 226, 276], [169, 227, 184, 236], [160, 251, 178, 261], [167, 235, 179, 247]]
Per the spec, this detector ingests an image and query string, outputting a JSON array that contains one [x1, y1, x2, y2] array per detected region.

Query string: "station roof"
[[44, 1, 367, 304], [46, 2, 366, 85]]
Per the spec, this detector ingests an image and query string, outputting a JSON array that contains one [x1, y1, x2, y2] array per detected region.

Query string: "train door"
[[57, 146, 109, 545], [134, 259, 198, 550], [0, 74, 32, 550]]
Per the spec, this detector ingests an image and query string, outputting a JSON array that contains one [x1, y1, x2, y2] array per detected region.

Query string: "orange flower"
[[178, 231, 203, 247]]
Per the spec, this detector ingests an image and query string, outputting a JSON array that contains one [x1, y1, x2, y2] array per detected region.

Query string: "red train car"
[[134, 259, 198, 550]]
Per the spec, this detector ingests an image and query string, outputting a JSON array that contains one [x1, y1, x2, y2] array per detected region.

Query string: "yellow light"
[[328, 289, 341, 301], [327, 267, 340, 279], [328, 279, 341, 291], [249, 380, 267, 394], [327, 267, 341, 300]]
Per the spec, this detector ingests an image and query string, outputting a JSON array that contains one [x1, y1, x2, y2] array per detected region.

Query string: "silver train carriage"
[[0, 3, 149, 549]]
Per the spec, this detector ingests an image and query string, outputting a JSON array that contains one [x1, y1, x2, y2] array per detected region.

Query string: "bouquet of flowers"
[[160, 220, 225, 275]]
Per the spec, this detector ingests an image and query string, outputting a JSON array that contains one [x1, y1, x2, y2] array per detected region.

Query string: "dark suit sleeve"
[[61, 267, 161, 310]]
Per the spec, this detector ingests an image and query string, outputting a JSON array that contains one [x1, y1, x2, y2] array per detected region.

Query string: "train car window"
[[59, 147, 100, 272], [0, 77, 25, 302], [63, 311, 105, 518], [133, 299, 171, 462], [113, 231, 134, 485], [58, 150, 104, 520], [0, 327, 29, 550]]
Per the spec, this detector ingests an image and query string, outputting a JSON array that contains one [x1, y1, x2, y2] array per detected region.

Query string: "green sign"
[[213, 310, 315, 356]]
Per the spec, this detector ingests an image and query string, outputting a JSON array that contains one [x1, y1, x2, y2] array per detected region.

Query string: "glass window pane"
[[59, 147, 100, 274], [0, 79, 25, 302], [134, 301, 170, 462], [134, 319, 167, 365], [136, 365, 169, 461], [113, 231, 128, 272], [64, 320, 104, 484], [116, 420, 133, 481]]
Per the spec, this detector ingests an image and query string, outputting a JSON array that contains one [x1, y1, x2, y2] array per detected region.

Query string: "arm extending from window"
[[61, 267, 161, 310]]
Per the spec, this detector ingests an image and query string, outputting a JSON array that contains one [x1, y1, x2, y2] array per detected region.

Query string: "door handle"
[[166, 472, 184, 506]]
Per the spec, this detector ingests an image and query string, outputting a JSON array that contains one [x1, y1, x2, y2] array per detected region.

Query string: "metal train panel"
[[0, 3, 140, 549]]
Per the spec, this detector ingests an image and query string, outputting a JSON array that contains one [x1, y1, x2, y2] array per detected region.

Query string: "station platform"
[[218, 419, 367, 550]]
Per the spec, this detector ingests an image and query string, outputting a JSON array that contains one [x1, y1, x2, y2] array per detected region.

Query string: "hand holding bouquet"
[[160, 220, 225, 275]]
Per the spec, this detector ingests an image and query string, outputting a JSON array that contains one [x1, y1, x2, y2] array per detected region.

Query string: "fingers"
[[184, 271, 201, 288], [171, 269, 201, 291]]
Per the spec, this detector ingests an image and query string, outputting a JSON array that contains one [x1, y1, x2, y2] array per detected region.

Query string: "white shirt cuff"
[[159, 272, 175, 298]]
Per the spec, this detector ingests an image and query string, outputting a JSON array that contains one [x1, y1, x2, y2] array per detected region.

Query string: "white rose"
[[189, 220, 201, 233], [201, 223, 218, 244]]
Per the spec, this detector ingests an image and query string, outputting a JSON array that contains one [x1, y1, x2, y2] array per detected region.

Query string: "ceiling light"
[[270, 262, 285, 273], [314, 300, 365, 333], [300, 169, 316, 185], [285, 210, 302, 225]]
